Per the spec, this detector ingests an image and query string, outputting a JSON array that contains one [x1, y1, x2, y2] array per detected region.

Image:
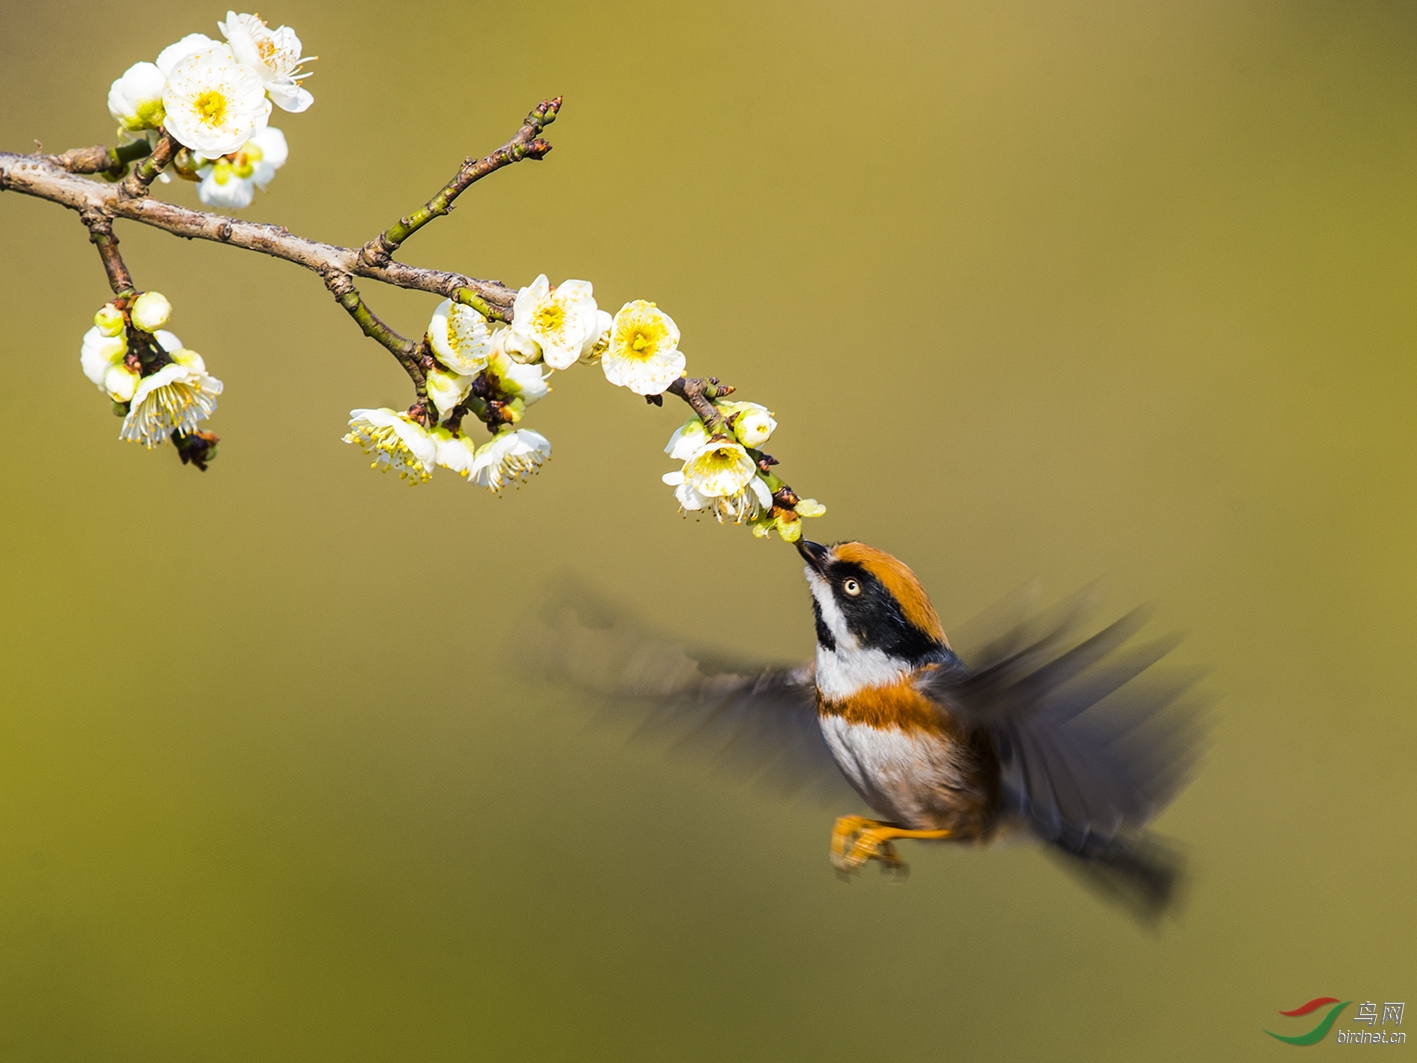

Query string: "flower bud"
[[718, 401, 776, 448], [426, 366, 473, 418], [491, 355, 551, 405], [93, 303, 126, 337], [795, 498, 826, 518], [497, 326, 542, 365], [664, 418, 710, 461], [130, 291, 172, 332], [103, 364, 140, 404], [774, 511, 803, 543], [80, 326, 128, 388]]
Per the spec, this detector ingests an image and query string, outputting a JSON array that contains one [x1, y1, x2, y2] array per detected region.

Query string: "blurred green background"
[[2, 0, 1415, 1059]]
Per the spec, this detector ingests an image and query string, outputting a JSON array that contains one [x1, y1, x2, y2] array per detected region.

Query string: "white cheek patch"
[[805, 569, 853, 646]]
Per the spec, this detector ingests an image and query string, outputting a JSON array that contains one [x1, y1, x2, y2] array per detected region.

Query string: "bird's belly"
[[818, 715, 974, 831]]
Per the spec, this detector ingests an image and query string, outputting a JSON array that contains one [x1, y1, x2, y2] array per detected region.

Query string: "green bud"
[[130, 291, 171, 332], [93, 303, 126, 337]]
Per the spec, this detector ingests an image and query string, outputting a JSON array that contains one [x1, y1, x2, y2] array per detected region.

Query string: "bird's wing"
[[531, 581, 856, 806], [916, 590, 1203, 853]]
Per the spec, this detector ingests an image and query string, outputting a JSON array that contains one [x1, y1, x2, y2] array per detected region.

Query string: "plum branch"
[[2, 33, 824, 540]]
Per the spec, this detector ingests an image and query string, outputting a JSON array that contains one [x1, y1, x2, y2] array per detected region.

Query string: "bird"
[[539, 538, 1202, 921]]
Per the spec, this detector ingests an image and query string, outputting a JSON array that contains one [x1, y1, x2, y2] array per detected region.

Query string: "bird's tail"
[[1045, 831, 1184, 925]]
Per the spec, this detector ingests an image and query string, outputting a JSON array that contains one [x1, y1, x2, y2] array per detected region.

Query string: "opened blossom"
[[509, 275, 599, 370], [427, 299, 494, 375], [197, 126, 287, 209], [163, 44, 271, 156], [469, 429, 551, 491], [662, 438, 771, 524], [602, 301, 685, 396], [220, 11, 315, 113], [343, 408, 436, 484], [120, 347, 223, 447]]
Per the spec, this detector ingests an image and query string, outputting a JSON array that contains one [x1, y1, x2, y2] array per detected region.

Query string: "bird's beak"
[[796, 538, 829, 574]]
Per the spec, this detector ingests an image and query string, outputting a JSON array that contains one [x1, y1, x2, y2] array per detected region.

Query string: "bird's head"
[[796, 539, 949, 671]]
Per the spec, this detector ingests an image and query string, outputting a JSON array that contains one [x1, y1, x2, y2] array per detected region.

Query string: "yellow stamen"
[[194, 90, 228, 127]]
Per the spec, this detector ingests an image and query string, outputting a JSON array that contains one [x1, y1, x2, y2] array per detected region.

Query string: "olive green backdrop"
[[2, 1, 1414, 1059]]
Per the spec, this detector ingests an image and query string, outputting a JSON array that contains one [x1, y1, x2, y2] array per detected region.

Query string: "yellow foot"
[[830, 816, 954, 874]]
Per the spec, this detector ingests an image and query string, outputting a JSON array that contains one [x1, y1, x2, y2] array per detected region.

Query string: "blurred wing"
[[917, 594, 1203, 854], [531, 582, 855, 807]]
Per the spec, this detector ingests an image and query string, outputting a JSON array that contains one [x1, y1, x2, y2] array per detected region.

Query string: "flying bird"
[[541, 538, 1202, 921]]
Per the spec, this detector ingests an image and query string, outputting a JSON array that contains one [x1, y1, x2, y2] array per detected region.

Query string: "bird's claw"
[[837, 827, 910, 875], [829, 815, 951, 876]]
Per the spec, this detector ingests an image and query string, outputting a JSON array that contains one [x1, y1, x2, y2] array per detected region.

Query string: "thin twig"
[[360, 98, 561, 269], [322, 271, 426, 392], [120, 132, 179, 197], [81, 211, 134, 295]]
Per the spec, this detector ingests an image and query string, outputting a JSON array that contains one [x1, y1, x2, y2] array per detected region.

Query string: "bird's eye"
[[843, 578, 861, 596]]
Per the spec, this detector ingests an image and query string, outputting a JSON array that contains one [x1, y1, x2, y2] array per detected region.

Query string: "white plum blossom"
[[662, 438, 771, 524], [156, 34, 218, 77], [578, 308, 613, 363], [162, 44, 271, 156], [492, 322, 542, 366], [720, 401, 776, 448], [107, 62, 168, 134], [429, 428, 478, 477], [426, 365, 473, 418], [80, 326, 126, 389], [509, 275, 599, 370], [427, 299, 494, 375], [468, 429, 551, 491], [343, 408, 436, 484], [196, 126, 287, 209], [602, 300, 685, 396], [678, 438, 759, 496], [664, 418, 710, 461], [486, 349, 550, 406], [130, 291, 172, 332], [664, 469, 773, 524], [219, 11, 315, 113], [120, 347, 223, 447]]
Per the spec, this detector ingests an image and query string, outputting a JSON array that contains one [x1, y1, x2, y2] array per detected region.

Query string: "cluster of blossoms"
[[342, 275, 825, 539], [661, 404, 825, 542], [80, 292, 222, 465], [344, 274, 611, 489], [83, 15, 823, 536], [106, 11, 310, 208]]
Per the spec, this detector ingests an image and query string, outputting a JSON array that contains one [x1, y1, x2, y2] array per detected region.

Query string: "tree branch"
[[359, 97, 561, 269], [51, 137, 154, 178], [81, 210, 134, 295], [120, 132, 179, 198], [0, 104, 543, 318]]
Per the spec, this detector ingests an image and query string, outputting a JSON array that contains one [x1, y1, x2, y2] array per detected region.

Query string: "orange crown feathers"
[[832, 542, 948, 646]]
